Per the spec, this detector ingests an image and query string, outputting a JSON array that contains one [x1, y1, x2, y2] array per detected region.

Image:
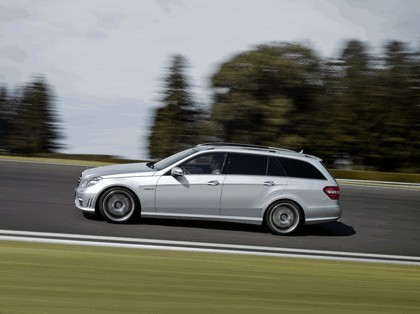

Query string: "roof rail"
[[197, 142, 296, 153], [198, 142, 270, 149]]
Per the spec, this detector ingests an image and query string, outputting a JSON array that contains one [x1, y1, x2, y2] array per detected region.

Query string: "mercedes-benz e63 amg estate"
[[74, 143, 341, 235]]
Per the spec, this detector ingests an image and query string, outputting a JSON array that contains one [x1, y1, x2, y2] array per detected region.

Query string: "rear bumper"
[[304, 204, 341, 225], [305, 216, 341, 225]]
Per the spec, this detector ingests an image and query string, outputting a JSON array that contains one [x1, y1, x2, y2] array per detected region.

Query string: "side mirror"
[[171, 167, 184, 176]]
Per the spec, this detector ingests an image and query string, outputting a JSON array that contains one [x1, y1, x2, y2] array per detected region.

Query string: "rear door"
[[220, 153, 288, 218]]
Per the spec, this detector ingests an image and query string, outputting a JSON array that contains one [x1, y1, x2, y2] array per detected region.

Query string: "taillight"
[[323, 186, 340, 200]]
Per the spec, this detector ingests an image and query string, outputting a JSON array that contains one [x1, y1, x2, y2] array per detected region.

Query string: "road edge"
[[1, 229, 419, 266]]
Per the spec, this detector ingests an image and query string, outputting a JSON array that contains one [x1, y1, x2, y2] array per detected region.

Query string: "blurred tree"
[[323, 40, 377, 167], [148, 40, 419, 172], [411, 46, 420, 170], [372, 41, 420, 171], [339, 40, 379, 165], [210, 42, 323, 150], [321, 39, 420, 171], [0, 87, 12, 151], [7, 76, 64, 154], [148, 55, 203, 159], [303, 59, 344, 166]]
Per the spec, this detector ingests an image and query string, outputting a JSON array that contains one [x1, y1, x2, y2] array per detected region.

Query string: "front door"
[[155, 153, 227, 216]]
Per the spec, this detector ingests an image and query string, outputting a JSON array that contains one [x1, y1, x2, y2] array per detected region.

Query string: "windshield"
[[153, 147, 208, 171]]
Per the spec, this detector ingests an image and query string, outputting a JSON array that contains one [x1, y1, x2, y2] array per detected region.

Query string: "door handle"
[[207, 180, 220, 186], [264, 181, 276, 186]]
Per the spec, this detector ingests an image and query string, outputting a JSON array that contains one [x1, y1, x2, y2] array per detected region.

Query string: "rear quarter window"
[[277, 157, 326, 180]]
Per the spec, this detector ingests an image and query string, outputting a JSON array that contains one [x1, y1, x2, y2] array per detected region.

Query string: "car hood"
[[82, 162, 155, 178]]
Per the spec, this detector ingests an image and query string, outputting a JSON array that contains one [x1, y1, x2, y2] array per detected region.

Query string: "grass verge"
[[0, 155, 114, 166], [1, 241, 419, 313], [331, 169, 420, 184]]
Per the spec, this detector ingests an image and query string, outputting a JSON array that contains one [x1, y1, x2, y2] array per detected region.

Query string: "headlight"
[[82, 177, 102, 188]]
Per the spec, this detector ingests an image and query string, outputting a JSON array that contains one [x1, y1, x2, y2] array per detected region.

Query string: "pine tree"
[[8, 76, 64, 154], [148, 55, 202, 159]]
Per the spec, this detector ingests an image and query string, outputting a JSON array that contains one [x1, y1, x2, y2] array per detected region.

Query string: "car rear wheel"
[[98, 188, 138, 223], [266, 201, 302, 235]]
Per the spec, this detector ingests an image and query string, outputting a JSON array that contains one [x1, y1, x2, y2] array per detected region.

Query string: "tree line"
[[1, 39, 418, 172], [0, 76, 63, 154], [149, 39, 420, 172]]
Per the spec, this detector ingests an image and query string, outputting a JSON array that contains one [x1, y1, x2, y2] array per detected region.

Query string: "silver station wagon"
[[74, 143, 341, 234]]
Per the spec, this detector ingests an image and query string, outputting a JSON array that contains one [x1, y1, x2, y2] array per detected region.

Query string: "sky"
[[1, 0, 419, 159]]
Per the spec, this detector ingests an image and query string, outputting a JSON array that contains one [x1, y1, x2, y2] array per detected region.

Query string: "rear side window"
[[225, 153, 267, 175], [277, 157, 326, 180], [267, 157, 287, 177]]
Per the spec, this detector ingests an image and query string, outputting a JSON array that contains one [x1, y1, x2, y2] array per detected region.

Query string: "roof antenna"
[[299, 149, 303, 154]]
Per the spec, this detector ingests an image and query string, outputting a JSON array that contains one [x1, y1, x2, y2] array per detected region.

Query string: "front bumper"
[[74, 188, 97, 213]]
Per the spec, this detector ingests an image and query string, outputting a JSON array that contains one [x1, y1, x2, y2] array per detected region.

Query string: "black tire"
[[265, 201, 302, 235], [98, 188, 139, 223]]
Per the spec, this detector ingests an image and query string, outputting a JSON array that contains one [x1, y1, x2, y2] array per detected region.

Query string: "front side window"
[[179, 153, 227, 175], [154, 147, 208, 171], [225, 153, 267, 175]]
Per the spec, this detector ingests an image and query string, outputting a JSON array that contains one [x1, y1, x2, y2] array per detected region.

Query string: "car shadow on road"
[[294, 222, 356, 237], [139, 218, 356, 237], [139, 217, 264, 233], [81, 212, 355, 237]]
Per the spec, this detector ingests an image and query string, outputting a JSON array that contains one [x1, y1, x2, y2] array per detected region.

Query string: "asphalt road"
[[0, 160, 419, 256]]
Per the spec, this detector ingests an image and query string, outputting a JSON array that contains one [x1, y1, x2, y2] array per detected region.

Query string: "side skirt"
[[141, 212, 262, 225]]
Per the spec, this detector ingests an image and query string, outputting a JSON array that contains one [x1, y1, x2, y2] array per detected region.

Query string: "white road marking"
[[1, 229, 419, 266]]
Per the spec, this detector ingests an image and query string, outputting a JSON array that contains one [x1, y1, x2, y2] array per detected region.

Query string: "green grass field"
[[0, 241, 419, 313]]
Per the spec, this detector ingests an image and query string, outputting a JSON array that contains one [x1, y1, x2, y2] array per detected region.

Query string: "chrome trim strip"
[[141, 212, 262, 225], [305, 216, 341, 225]]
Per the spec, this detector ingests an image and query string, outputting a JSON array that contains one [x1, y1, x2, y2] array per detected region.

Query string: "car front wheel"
[[265, 201, 302, 235], [98, 188, 138, 223]]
